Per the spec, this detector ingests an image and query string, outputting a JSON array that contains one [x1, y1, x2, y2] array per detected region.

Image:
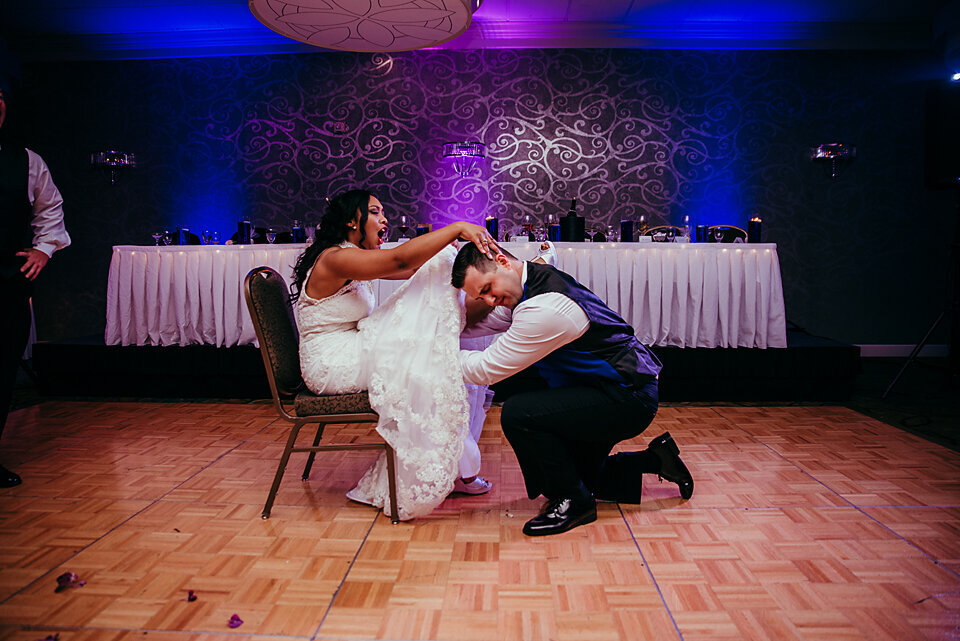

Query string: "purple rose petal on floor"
[[55, 572, 86, 592], [185, 589, 197, 602], [227, 614, 243, 628]]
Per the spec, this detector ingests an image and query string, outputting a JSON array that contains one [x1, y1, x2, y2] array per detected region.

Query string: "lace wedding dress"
[[297, 243, 469, 520]]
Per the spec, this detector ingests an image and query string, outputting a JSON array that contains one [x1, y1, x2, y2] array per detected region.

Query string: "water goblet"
[[637, 214, 649, 236], [544, 213, 560, 242], [151, 232, 163, 246], [713, 227, 724, 243], [211, 231, 221, 244], [266, 229, 277, 244], [162, 231, 173, 246], [201, 230, 212, 245]]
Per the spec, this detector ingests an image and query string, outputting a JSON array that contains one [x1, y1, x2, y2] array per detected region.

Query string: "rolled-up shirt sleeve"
[[459, 293, 589, 385], [27, 148, 70, 257]]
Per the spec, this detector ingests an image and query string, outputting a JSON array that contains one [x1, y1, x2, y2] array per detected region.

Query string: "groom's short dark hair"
[[452, 243, 519, 288], [451, 243, 495, 288]]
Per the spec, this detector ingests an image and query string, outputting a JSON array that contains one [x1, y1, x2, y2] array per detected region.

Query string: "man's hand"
[[465, 296, 495, 327], [16, 248, 50, 281]]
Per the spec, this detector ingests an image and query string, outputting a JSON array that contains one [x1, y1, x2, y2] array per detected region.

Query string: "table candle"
[[748, 217, 762, 243], [484, 217, 499, 241]]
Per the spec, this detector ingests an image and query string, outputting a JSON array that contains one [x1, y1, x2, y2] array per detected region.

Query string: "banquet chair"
[[706, 225, 747, 243], [243, 266, 399, 522], [644, 225, 682, 242]]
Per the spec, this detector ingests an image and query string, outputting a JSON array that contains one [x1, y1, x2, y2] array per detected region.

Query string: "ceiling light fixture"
[[810, 143, 856, 179], [249, 0, 483, 52], [442, 141, 485, 177], [90, 150, 136, 184]]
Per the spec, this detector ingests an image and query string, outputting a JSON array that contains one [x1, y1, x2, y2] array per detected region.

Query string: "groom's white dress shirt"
[[0, 144, 71, 258], [460, 261, 588, 386]]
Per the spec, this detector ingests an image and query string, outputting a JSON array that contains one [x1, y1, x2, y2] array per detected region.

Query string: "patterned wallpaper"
[[16, 48, 956, 345]]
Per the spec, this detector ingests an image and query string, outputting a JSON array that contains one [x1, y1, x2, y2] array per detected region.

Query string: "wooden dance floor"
[[0, 401, 958, 640]]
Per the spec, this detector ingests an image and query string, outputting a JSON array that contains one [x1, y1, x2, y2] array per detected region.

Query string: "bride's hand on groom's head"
[[457, 222, 496, 259]]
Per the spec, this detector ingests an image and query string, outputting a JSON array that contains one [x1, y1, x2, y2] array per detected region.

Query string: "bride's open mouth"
[[377, 227, 388, 245]]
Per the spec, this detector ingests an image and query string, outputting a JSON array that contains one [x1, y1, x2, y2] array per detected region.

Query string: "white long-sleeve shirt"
[[1, 144, 71, 258], [459, 262, 589, 385]]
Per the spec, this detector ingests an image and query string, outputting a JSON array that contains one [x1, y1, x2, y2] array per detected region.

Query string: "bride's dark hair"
[[290, 189, 373, 301]]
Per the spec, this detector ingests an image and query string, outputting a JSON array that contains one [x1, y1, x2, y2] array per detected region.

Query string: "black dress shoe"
[[522, 494, 597, 536], [648, 432, 694, 499], [0, 464, 22, 488]]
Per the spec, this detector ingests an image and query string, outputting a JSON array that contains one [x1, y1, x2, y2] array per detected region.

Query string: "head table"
[[105, 241, 786, 349]]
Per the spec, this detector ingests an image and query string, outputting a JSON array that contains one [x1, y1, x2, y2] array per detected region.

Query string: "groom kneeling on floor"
[[453, 243, 694, 536]]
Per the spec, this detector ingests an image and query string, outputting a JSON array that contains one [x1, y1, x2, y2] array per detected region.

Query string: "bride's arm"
[[321, 221, 494, 281]]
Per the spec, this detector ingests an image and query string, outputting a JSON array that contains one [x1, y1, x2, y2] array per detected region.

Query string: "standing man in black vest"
[[0, 80, 71, 487], [452, 243, 693, 536]]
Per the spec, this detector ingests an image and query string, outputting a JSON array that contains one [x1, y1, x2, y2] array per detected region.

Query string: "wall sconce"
[[810, 143, 856, 179], [442, 141, 485, 177], [91, 150, 136, 184]]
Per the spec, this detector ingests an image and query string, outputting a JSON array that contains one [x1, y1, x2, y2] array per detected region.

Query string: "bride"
[[290, 189, 496, 520]]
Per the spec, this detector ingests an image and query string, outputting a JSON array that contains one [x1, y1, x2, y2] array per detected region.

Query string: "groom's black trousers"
[[0, 273, 32, 439], [498, 375, 660, 502]]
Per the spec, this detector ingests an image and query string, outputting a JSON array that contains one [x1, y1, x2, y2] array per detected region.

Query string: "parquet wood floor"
[[0, 401, 957, 640]]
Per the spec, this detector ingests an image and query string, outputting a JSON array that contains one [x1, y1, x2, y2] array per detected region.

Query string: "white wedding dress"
[[297, 243, 470, 520]]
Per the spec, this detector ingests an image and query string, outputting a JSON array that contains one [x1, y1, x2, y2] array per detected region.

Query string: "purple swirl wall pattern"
[[18, 48, 954, 346]]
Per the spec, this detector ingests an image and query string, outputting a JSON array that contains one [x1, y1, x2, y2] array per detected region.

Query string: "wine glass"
[[712, 227, 725, 243], [544, 213, 560, 242], [162, 231, 173, 245], [397, 215, 410, 239], [151, 232, 163, 246], [201, 230, 212, 245], [211, 231, 221, 244], [266, 229, 277, 244]]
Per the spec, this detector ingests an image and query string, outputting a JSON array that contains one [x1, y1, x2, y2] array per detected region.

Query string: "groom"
[[452, 244, 693, 536]]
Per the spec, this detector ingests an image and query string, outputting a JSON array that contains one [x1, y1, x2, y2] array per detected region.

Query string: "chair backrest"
[[244, 266, 304, 397], [645, 225, 681, 242], [706, 225, 747, 243]]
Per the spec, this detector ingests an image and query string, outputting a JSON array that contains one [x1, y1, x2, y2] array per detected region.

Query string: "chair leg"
[[301, 424, 324, 481], [384, 443, 400, 524], [262, 421, 304, 519]]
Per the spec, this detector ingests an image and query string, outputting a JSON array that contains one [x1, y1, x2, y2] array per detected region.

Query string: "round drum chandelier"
[[249, 0, 483, 52]]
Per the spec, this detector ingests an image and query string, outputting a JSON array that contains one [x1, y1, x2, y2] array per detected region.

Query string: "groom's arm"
[[461, 303, 512, 337], [459, 293, 588, 385]]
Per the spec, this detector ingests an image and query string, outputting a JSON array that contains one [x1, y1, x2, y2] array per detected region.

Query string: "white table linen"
[[105, 241, 786, 349]]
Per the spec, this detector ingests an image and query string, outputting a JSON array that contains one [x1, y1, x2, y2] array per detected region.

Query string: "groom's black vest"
[[522, 261, 662, 388], [0, 145, 33, 279]]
